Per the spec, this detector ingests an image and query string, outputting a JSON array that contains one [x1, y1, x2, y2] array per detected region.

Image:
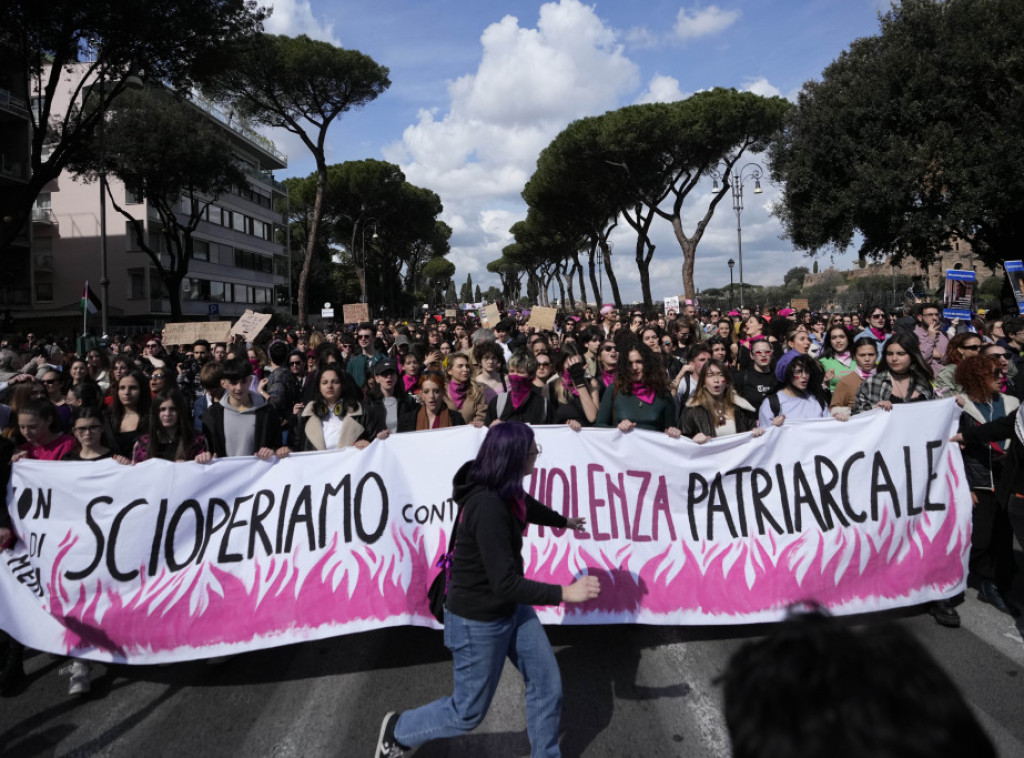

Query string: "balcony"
[[0, 87, 29, 118], [190, 97, 287, 167], [34, 254, 54, 272], [31, 207, 57, 225], [0, 153, 27, 182]]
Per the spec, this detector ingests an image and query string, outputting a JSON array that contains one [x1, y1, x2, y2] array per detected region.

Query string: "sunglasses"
[[74, 425, 102, 434], [961, 344, 981, 351], [601, 346, 618, 352], [150, 373, 166, 379], [41, 379, 60, 385], [289, 361, 303, 366]]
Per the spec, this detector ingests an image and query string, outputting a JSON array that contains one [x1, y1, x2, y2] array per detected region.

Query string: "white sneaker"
[[68, 660, 92, 696]]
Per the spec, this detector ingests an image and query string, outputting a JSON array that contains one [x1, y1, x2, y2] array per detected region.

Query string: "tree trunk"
[[554, 266, 567, 309], [297, 161, 328, 325], [599, 238, 623, 309], [572, 254, 588, 307], [587, 243, 602, 306]]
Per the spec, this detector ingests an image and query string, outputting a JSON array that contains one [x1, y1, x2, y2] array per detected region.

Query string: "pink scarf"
[[869, 326, 887, 341], [856, 367, 876, 380], [561, 370, 579, 397], [832, 351, 852, 367], [402, 374, 418, 393], [449, 380, 468, 409], [631, 382, 655, 404], [508, 374, 533, 410], [600, 369, 615, 387]]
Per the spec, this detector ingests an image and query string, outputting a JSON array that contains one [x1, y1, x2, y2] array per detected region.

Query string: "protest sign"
[[230, 310, 273, 340], [1005, 261, 1024, 315], [664, 296, 679, 314], [342, 303, 369, 324], [791, 298, 809, 311], [942, 269, 975, 319], [481, 304, 501, 328], [162, 322, 231, 347], [527, 306, 558, 331], [444, 309, 457, 318], [0, 401, 969, 664]]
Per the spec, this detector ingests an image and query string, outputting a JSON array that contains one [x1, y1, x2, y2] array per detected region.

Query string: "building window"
[[192, 238, 210, 261], [125, 187, 143, 204], [34, 282, 54, 302], [126, 222, 143, 251], [232, 212, 246, 233], [209, 206, 222, 226], [128, 269, 145, 299]]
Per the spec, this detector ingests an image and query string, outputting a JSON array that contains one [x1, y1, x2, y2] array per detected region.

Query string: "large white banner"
[[0, 400, 970, 664]]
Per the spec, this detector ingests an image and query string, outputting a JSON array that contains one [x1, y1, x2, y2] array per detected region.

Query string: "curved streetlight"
[[711, 162, 763, 309]]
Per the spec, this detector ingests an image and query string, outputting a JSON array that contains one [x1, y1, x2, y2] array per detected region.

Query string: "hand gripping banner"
[[0, 400, 970, 664]]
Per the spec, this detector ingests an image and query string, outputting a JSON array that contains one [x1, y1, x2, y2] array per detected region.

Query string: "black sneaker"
[[928, 599, 961, 628], [978, 581, 1021, 617], [375, 711, 405, 758]]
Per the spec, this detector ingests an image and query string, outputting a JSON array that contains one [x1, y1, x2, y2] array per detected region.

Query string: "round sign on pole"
[[324, 301, 331, 309]]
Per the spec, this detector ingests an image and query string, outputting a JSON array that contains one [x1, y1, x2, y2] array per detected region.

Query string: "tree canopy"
[[0, 0, 265, 252], [201, 33, 390, 323], [769, 0, 1024, 271]]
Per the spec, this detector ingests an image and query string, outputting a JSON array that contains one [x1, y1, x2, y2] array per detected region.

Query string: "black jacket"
[[678, 395, 758, 438], [446, 462, 568, 621], [202, 400, 284, 458], [484, 388, 552, 425]]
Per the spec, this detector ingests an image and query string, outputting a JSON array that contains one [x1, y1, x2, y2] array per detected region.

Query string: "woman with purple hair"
[[376, 422, 600, 758]]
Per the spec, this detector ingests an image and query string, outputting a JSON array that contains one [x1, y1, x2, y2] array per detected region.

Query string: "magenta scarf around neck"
[[508, 374, 533, 410], [631, 381, 655, 404], [402, 374, 418, 393], [600, 369, 615, 387], [869, 326, 887, 341], [449, 380, 468, 409]]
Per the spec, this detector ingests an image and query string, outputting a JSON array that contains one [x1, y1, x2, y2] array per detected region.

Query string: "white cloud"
[[384, 0, 640, 281], [674, 5, 741, 42], [264, 0, 340, 45], [635, 75, 688, 104], [741, 76, 782, 98]]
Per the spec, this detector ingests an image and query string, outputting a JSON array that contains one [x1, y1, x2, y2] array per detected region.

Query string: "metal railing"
[[190, 97, 287, 164]]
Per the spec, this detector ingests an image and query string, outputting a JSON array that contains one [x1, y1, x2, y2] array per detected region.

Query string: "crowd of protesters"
[[0, 300, 1021, 710]]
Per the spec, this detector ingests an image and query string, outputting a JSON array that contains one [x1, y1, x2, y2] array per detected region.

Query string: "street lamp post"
[[713, 163, 763, 310], [727, 258, 735, 309]]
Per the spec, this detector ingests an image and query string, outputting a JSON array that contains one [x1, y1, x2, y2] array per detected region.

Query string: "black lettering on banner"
[[276, 484, 292, 552], [354, 472, 388, 544], [219, 495, 252, 563], [26, 532, 45, 558], [627, 470, 651, 542], [724, 467, 752, 537], [870, 451, 900, 521], [106, 498, 147, 582], [707, 474, 737, 540], [840, 452, 867, 523], [15, 489, 31, 520], [924, 440, 946, 511], [792, 462, 828, 532], [814, 456, 850, 529], [285, 486, 315, 553], [775, 464, 794, 534], [687, 472, 707, 541], [249, 490, 276, 558], [320, 478, 348, 548], [65, 496, 110, 581], [750, 468, 784, 536], [8, 554, 43, 598], [905, 446, 921, 516], [149, 498, 169, 577], [13, 488, 51, 520], [165, 499, 203, 572], [199, 498, 231, 564]]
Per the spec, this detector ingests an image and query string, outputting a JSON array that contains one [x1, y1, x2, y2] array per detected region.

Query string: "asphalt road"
[[2, 590, 1022, 758]]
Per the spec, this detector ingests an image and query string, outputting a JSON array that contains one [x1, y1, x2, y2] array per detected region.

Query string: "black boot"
[[0, 639, 25, 696]]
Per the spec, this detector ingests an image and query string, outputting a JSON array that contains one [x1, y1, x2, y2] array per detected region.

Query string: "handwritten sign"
[[527, 306, 558, 331], [482, 304, 501, 328], [790, 298, 809, 311], [230, 310, 273, 340], [162, 322, 231, 347], [444, 309, 457, 318], [342, 303, 369, 324]]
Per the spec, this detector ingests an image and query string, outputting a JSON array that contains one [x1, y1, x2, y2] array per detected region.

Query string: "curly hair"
[[614, 337, 670, 397], [954, 355, 999, 403], [943, 332, 983, 366]]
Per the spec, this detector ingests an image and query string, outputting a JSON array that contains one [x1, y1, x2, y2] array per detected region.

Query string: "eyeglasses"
[[752, 350, 773, 356], [528, 444, 543, 457], [535, 361, 551, 367], [357, 334, 372, 340], [41, 379, 59, 385], [146, 343, 159, 348], [289, 361, 303, 366], [601, 346, 617, 352], [961, 344, 981, 352], [987, 351, 1009, 359], [74, 425, 101, 434], [870, 313, 885, 320], [150, 373, 166, 379]]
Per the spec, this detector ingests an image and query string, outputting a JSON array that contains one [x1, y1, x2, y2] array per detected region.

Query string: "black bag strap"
[[769, 392, 781, 418]]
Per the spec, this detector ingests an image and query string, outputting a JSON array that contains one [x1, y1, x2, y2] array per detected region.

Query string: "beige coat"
[[300, 401, 369, 450]]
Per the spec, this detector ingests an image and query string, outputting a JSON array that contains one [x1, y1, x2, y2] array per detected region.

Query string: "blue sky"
[[262, 0, 889, 302]]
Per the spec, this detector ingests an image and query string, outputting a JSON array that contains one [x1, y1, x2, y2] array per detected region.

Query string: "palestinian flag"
[[82, 282, 101, 314]]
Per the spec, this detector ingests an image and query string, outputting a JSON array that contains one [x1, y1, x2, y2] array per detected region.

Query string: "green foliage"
[[783, 266, 811, 290], [475, 285, 482, 303], [770, 0, 1024, 270]]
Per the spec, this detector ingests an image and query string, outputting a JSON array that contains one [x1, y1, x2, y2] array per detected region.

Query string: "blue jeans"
[[394, 605, 563, 757]]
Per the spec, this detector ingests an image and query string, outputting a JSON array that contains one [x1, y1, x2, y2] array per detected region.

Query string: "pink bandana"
[[562, 370, 579, 397], [856, 367, 876, 380], [869, 326, 887, 341], [449, 380, 468, 409], [402, 374, 418, 393], [508, 374, 533, 410], [631, 382, 655, 404], [600, 369, 615, 388]]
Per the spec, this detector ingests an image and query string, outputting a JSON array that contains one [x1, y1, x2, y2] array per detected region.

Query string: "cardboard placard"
[[482, 304, 501, 329], [230, 309, 273, 340], [790, 298, 809, 311], [526, 306, 558, 331], [663, 296, 679, 314], [342, 303, 369, 324], [162, 322, 232, 347], [444, 309, 457, 318]]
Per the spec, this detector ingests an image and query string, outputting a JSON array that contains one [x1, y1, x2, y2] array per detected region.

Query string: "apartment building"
[[28, 63, 290, 330]]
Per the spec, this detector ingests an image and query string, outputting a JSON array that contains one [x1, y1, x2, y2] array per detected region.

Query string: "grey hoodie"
[[220, 390, 266, 457]]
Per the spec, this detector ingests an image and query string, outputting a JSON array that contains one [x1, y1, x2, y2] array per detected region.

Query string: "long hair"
[[614, 338, 669, 397], [880, 331, 932, 388], [690, 359, 736, 417], [820, 325, 852, 359], [468, 421, 534, 502], [147, 389, 195, 461], [112, 370, 152, 431], [314, 366, 364, 416]]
